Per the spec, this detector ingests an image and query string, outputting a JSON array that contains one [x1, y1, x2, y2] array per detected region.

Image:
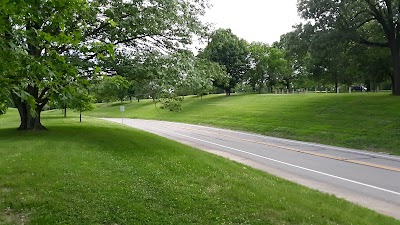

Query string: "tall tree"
[[246, 43, 291, 93], [298, 0, 400, 95], [0, 0, 209, 130], [200, 29, 250, 95]]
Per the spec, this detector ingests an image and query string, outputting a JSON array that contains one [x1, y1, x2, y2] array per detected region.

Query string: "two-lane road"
[[104, 118, 400, 219]]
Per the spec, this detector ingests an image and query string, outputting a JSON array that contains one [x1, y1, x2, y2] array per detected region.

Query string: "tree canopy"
[[298, 0, 400, 95], [0, 0, 210, 130], [200, 29, 250, 95]]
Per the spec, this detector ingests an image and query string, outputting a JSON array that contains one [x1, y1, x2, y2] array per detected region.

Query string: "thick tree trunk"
[[80, 110, 82, 123], [225, 89, 231, 96], [31, 108, 46, 130], [11, 93, 47, 131], [64, 105, 67, 118]]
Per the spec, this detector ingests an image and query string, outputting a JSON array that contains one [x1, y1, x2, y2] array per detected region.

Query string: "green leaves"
[[201, 29, 250, 93], [1, 0, 211, 127]]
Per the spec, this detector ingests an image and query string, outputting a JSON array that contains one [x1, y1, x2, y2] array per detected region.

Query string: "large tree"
[[298, 0, 400, 95], [0, 0, 209, 130], [246, 43, 291, 93], [200, 29, 250, 95]]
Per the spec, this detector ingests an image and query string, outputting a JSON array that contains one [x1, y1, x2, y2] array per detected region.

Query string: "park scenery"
[[1, 0, 400, 224]]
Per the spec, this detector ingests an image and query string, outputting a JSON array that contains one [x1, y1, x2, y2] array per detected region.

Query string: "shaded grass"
[[0, 111, 398, 224], [87, 93, 400, 155]]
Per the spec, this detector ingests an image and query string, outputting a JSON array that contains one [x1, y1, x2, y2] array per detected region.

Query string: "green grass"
[[87, 92, 400, 155], [1, 110, 399, 224]]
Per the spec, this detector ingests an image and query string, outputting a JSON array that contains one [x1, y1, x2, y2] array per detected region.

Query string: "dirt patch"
[[1, 207, 30, 225]]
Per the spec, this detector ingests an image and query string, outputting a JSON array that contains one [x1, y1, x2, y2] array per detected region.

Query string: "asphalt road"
[[104, 118, 400, 219]]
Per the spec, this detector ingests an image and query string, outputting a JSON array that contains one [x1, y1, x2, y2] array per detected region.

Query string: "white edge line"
[[134, 119, 400, 161], [118, 120, 400, 197]]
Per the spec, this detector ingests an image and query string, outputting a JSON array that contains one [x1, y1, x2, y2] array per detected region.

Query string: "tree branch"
[[38, 87, 50, 100], [364, 0, 392, 36], [359, 38, 388, 47]]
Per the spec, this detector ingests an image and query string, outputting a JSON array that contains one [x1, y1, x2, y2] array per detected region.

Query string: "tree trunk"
[[225, 89, 231, 96], [64, 105, 67, 118], [80, 110, 82, 123], [365, 80, 371, 92], [335, 81, 339, 93], [31, 108, 46, 130], [390, 42, 400, 95], [12, 93, 47, 130]]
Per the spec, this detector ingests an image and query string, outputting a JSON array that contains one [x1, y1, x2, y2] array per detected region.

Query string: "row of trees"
[[200, 1, 400, 96], [284, 0, 400, 94], [199, 29, 295, 95]]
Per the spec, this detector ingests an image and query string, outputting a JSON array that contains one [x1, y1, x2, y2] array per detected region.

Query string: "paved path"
[[104, 118, 400, 219]]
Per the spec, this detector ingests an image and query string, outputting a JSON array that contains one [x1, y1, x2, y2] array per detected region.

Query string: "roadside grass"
[[87, 92, 400, 155], [0, 110, 399, 224]]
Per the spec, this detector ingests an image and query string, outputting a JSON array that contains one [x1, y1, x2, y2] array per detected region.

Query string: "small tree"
[[70, 88, 95, 123]]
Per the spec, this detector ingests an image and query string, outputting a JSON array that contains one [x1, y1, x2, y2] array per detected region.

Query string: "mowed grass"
[[0, 110, 399, 224], [88, 93, 400, 155]]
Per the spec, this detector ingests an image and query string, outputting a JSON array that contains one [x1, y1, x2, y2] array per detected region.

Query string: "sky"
[[202, 0, 303, 45]]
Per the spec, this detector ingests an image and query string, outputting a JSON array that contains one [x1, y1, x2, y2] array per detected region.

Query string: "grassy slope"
[[88, 93, 400, 155], [0, 110, 399, 224]]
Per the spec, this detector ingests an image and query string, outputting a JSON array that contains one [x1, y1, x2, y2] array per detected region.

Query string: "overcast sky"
[[203, 0, 303, 45]]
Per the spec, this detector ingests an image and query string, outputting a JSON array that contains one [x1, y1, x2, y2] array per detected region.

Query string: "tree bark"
[[80, 110, 82, 123], [11, 93, 47, 131], [334, 80, 339, 93], [390, 40, 400, 95]]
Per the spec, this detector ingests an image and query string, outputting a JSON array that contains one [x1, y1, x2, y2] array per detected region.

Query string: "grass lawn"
[[87, 92, 400, 155], [0, 110, 399, 224]]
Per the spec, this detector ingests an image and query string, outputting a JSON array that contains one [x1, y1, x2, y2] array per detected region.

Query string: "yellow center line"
[[168, 124, 400, 173]]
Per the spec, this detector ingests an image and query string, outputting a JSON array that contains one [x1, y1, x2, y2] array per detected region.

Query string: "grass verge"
[[87, 93, 400, 155], [0, 109, 399, 224]]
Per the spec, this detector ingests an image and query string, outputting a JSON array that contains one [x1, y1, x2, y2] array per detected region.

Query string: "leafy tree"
[[298, 0, 400, 95], [277, 24, 315, 90], [246, 43, 271, 93], [200, 29, 250, 95], [351, 46, 392, 90], [95, 76, 130, 103], [1, 0, 209, 130], [50, 88, 73, 118], [177, 55, 227, 99], [190, 58, 227, 99], [70, 88, 95, 123], [246, 43, 292, 93]]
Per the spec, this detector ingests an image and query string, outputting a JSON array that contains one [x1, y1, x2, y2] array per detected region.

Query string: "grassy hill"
[[0, 109, 399, 224], [87, 92, 400, 155]]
